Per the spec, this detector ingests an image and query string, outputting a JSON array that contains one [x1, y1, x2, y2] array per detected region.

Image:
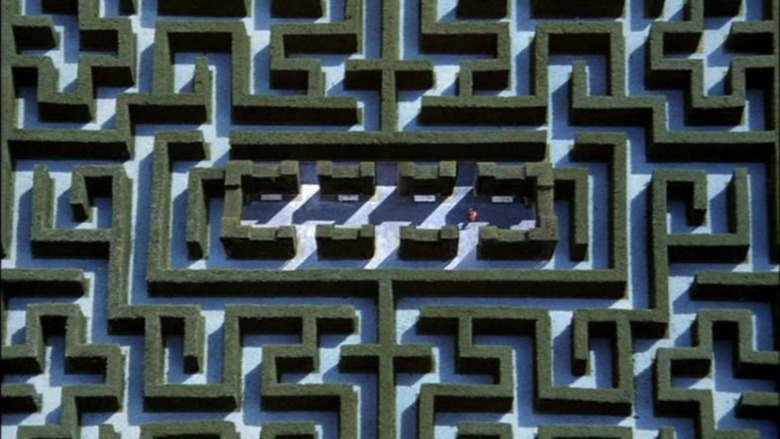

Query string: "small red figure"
[[468, 207, 479, 222]]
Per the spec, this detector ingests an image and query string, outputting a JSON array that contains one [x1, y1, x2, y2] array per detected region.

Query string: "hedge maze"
[[1, 0, 778, 438]]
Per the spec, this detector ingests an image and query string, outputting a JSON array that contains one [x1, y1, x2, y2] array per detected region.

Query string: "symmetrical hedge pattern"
[[1, 0, 778, 438]]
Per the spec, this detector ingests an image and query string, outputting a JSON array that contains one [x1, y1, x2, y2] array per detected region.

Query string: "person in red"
[[468, 207, 479, 222]]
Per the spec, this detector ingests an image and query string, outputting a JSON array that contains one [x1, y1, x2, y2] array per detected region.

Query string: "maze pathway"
[[1, 0, 778, 438]]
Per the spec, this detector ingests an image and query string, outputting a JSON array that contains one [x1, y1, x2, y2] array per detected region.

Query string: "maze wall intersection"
[[1, 0, 778, 438]]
